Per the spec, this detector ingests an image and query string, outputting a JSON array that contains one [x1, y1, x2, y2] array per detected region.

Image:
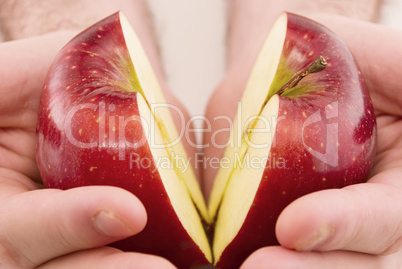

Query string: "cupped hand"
[[240, 15, 402, 269], [0, 32, 175, 268]]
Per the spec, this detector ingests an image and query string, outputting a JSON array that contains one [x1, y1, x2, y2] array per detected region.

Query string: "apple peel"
[[37, 12, 212, 268], [209, 12, 376, 269]]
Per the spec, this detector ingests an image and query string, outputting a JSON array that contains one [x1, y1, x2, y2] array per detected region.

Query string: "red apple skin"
[[215, 13, 376, 269], [36, 13, 210, 269]]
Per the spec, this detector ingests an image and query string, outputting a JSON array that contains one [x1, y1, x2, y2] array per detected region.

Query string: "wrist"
[[281, 0, 381, 22], [0, 0, 140, 40]]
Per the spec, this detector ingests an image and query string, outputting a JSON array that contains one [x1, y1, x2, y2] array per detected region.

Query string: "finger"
[[0, 186, 147, 268], [0, 31, 75, 129], [240, 246, 393, 269], [38, 247, 176, 269], [276, 171, 402, 255], [310, 14, 402, 116]]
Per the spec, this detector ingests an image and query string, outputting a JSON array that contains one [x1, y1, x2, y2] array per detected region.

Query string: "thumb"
[[0, 185, 147, 268], [276, 170, 402, 255]]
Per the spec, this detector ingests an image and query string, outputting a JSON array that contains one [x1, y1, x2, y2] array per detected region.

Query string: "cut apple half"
[[209, 10, 377, 268], [38, 11, 213, 267]]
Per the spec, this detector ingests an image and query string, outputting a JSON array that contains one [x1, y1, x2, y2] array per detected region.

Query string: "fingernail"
[[295, 225, 334, 251], [93, 210, 134, 237]]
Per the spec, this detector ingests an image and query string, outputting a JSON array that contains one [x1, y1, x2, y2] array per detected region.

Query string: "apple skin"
[[214, 13, 376, 269], [36, 13, 210, 269]]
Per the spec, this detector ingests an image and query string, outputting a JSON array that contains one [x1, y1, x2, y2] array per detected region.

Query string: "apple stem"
[[241, 56, 328, 162], [277, 55, 327, 96]]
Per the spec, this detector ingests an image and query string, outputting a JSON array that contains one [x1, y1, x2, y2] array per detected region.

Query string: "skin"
[[0, 0, 401, 268], [204, 0, 402, 268], [0, 0, 184, 268]]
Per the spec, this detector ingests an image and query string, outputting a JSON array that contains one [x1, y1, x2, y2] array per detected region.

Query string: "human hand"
[[0, 32, 176, 268], [238, 15, 402, 269]]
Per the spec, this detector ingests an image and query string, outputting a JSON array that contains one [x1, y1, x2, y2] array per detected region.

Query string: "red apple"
[[36, 12, 212, 268], [208, 12, 377, 269]]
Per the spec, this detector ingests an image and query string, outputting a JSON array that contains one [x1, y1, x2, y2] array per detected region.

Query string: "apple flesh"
[[209, 12, 376, 269], [36, 12, 212, 268]]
